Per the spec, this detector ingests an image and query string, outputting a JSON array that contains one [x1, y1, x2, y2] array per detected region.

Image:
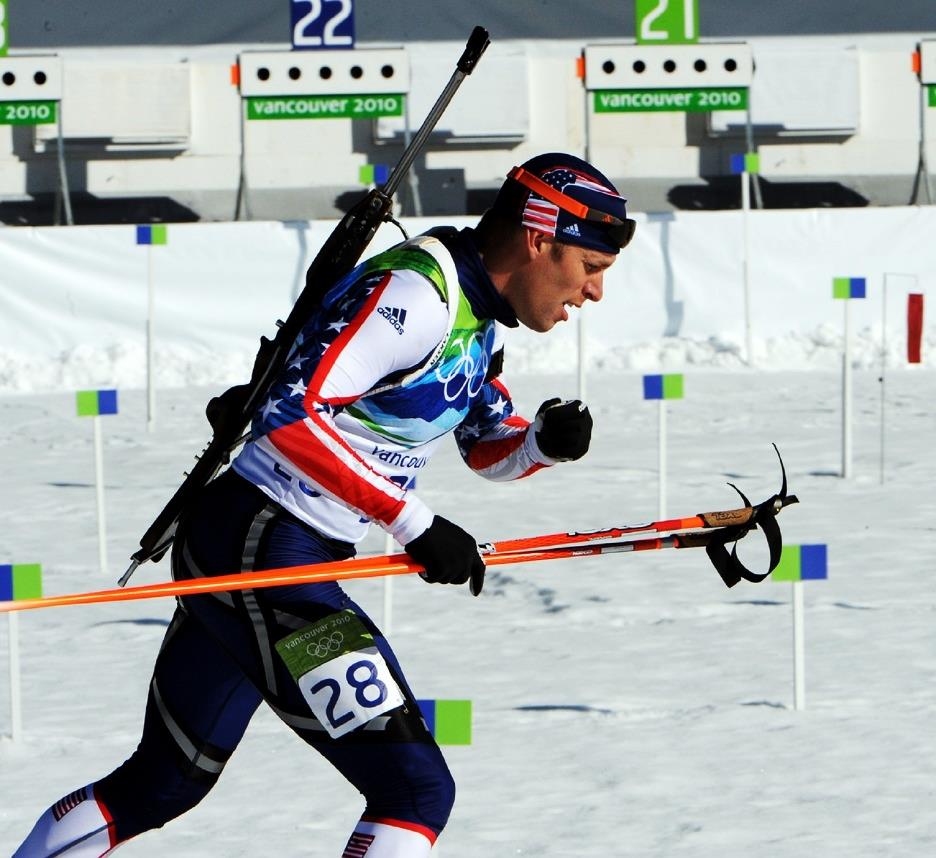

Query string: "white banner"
[[0, 207, 932, 392]]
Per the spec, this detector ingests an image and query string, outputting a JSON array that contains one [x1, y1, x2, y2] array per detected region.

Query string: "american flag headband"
[[508, 166, 637, 249]]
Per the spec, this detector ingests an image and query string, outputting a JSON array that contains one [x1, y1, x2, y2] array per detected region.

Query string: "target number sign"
[[291, 0, 355, 50], [0, 0, 8, 58], [636, 0, 699, 45]]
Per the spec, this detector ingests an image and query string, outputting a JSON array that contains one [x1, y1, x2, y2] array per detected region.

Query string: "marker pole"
[[792, 580, 805, 710], [841, 299, 852, 479], [93, 416, 108, 576], [146, 244, 156, 432], [658, 399, 667, 519], [773, 544, 827, 712], [741, 167, 754, 367], [879, 274, 920, 484], [644, 374, 681, 519], [879, 274, 888, 485], [7, 612, 21, 740]]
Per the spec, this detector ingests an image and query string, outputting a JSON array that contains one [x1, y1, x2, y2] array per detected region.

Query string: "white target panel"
[[919, 40, 936, 85], [0, 54, 63, 102], [239, 48, 409, 97], [584, 43, 752, 90]]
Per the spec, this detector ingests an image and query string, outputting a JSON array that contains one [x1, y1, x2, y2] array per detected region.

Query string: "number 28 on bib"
[[275, 610, 404, 739]]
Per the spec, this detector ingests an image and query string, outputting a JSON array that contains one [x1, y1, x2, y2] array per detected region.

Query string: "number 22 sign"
[[291, 0, 355, 50]]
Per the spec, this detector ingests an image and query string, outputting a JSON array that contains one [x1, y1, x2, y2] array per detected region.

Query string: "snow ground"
[[0, 368, 934, 857]]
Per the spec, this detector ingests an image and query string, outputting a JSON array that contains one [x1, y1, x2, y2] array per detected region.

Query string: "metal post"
[[235, 99, 248, 221], [55, 101, 73, 226], [878, 273, 919, 484], [403, 95, 422, 217], [919, 80, 934, 204], [745, 100, 763, 209]]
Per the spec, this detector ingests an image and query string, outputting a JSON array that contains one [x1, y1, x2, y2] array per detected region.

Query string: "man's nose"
[[583, 274, 604, 302]]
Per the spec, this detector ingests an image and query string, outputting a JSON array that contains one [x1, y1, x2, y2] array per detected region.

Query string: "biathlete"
[[14, 152, 636, 857]]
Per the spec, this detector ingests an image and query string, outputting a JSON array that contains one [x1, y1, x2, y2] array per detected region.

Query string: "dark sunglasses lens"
[[609, 218, 637, 249]]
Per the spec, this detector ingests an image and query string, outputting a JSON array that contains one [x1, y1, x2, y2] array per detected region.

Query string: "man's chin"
[[518, 312, 555, 333]]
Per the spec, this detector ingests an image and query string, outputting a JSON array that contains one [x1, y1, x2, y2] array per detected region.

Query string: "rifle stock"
[[124, 28, 490, 584]]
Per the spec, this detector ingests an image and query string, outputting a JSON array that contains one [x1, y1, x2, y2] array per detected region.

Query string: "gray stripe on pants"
[[151, 679, 226, 775]]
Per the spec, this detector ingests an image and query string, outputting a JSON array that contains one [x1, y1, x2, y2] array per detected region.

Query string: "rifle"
[[120, 26, 491, 587]]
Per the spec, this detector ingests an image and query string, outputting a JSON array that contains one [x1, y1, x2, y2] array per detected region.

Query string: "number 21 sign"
[[636, 0, 699, 45], [291, 0, 355, 50], [0, 0, 8, 58]]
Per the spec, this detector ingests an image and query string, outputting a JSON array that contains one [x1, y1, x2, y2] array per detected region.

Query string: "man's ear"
[[525, 227, 550, 260]]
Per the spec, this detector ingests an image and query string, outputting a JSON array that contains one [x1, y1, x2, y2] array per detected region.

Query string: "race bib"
[[275, 610, 404, 739]]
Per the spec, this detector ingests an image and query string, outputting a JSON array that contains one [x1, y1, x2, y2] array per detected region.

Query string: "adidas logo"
[[377, 305, 407, 335], [562, 223, 582, 237]]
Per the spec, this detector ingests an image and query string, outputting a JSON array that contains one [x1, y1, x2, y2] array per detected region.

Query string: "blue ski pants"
[[94, 470, 455, 844]]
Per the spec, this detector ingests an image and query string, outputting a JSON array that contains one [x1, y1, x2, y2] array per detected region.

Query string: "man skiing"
[[13, 152, 636, 857]]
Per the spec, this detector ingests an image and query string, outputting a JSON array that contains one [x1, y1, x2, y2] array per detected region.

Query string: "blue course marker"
[[643, 374, 684, 400], [772, 544, 828, 581], [76, 389, 118, 417]]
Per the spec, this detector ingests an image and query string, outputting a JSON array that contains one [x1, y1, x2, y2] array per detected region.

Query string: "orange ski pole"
[[0, 533, 710, 614]]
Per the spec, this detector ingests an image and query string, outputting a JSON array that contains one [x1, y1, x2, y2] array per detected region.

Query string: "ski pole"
[[2, 448, 799, 613], [478, 506, 754, 556], [0, 530, 735, 615], [484, 446, 797, 559]]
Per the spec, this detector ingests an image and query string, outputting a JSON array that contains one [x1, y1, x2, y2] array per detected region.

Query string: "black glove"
[[534, 398, 593, 461], [405, 515, 486, 596], [206, 383, 251, 434]]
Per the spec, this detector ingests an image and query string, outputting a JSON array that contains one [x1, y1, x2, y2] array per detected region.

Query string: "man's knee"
[[95, 753, 217, 841], [416, 759, 456, 829], [93, 680, 235, 840], [362, 742, 457, 834]]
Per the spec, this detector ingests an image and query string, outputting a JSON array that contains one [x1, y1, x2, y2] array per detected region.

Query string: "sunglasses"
[[509, 166, 637, 249]]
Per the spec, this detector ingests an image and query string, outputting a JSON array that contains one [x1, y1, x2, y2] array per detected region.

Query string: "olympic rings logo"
[[435, 325, 496, 403], [307, 631, 344, 659]]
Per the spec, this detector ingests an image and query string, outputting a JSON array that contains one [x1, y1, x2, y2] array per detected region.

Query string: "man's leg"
[[13, 607, 262, 856], [178, 575, 455, 855], [248, 587, 455, 857], [12, 787, 117, 858], [173, 474, 457, 854]]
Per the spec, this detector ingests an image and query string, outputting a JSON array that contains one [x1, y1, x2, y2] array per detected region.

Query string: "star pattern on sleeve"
[[253, 271, 387, 436], [487, 397, 508, 416], [261, 398, 282, 420]]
